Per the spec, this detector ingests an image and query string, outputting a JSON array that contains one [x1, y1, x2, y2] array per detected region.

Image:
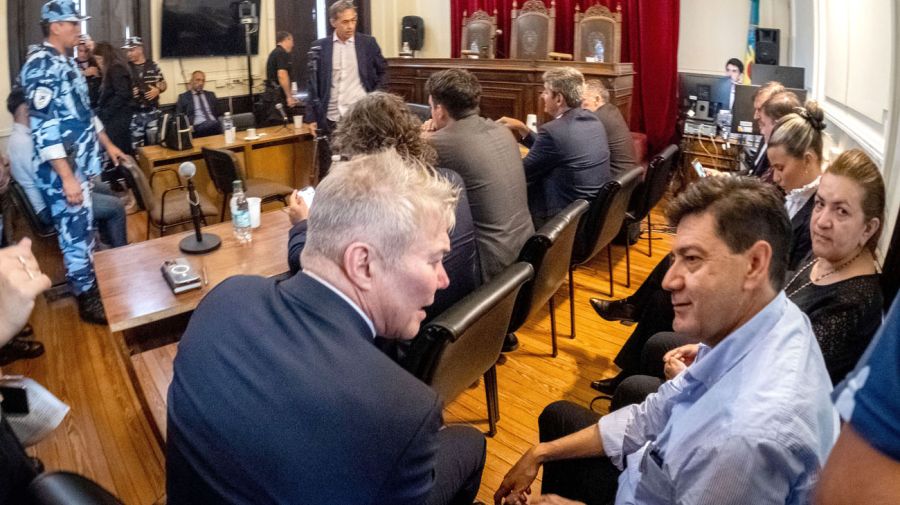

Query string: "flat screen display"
[[731, 84, 808, 134], [161, 0, 260, 58]]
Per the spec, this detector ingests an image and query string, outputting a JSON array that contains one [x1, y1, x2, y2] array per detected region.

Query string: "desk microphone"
[[178, 161, 222, 254], [275, 102, 289, 127]]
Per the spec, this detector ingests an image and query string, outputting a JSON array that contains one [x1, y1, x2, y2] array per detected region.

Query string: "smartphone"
[[0, 383, 29, 415], [692, 159, 707, 178], [297, 186, 315, 208]]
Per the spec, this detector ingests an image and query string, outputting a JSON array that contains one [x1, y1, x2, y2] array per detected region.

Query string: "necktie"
[[197, 92, 214, 122]]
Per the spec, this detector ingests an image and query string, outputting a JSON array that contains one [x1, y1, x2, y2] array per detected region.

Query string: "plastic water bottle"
[[231, 180, 252, 243], [594, 39, 605, 62], [222, 112, 235, 143]]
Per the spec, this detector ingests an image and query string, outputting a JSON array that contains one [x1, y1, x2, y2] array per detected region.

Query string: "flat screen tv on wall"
[[161, 0, 260, 58]]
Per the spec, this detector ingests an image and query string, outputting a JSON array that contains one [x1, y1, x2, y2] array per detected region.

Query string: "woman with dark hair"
[[285, 91, 480, 321], [93, 42, 134, 156]]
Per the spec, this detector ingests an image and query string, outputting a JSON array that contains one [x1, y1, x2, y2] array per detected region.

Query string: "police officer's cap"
[[122, 36, 143, 49], [41, 0, 90, 23]]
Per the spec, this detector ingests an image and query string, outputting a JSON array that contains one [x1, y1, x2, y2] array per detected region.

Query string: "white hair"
[[303, 149, 458, 266]]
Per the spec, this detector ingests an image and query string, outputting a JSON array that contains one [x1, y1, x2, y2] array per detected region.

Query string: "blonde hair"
[[768, 100, 826, 161], [303, 149, 458, 267], [825, 149, 885, 253]]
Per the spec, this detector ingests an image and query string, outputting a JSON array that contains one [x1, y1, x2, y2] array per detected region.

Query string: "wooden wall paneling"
[[387, 59, 635, 125], [274, 0, 317, 88]]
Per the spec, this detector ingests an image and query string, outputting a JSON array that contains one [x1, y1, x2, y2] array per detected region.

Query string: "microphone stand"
[[179, 177, 222, 254], [307, 46, 331, 182]]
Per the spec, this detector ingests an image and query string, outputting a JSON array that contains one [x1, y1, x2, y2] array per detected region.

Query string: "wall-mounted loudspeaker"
[[401, 16, 425, 51], [755, 28, 780, 65]]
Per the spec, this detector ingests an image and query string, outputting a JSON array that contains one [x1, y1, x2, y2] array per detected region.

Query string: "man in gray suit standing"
[[423, 69, 534, 284], [423, 69, 534, 352]]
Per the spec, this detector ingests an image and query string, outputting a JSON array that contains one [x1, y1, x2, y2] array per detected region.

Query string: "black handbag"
[[160, 112, 194, 151]]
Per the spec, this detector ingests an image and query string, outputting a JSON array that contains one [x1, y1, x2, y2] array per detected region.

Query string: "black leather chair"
[[569, 168, 642, 338], [28, 471, 124, 505], [8, 180, 55, 238], [507, 200, 589, 357], [406, 103, 432, 122], [407, 262, 533, 436], [623, 145, 679, 283], [218, 112, 256, 131], [121, 156, 218, 238], [201, 147, 293, 221]]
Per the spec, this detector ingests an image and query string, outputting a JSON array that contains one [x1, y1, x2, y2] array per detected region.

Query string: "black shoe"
[[29, 457, 45, 474], [590, 371, 627, 395], [589, 298, 638, 324], [77, 287, 108, 325], [0, 335, 45, 366], [501, 333, 520, 353]]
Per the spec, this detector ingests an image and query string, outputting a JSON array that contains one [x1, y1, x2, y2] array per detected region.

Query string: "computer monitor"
[[750, 64, 806, 89], [678, 73, 734, 122], [730, 84, 808, 135]]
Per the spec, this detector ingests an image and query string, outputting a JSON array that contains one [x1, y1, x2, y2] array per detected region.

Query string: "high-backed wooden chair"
[[510, 0, 556, 60], [573, 3, 623, 63], [461, 9, 498, 59]]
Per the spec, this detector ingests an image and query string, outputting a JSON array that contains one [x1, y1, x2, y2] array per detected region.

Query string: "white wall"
[[678, 0, 791, 75], [370, 0, 451, 58]]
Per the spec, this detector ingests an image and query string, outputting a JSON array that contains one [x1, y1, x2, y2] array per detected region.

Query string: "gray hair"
[[329, 0, 356, 20], [303, 149, 458, 267], [584, 79, 610, 104], [543, 67, 585, 108]]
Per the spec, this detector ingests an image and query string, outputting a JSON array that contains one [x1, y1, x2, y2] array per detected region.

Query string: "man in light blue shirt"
[[495, 176, 837, 505]]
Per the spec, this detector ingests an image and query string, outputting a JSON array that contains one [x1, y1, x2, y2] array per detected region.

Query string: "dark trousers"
[[539, 401, 620, 505], [314, 120, 338, 182], [0, 416, 38, 504], [612, 332, 695, 408], [426, 425, 486, 505], [613, 256, 675, 374], [192, 119, 223, 138]]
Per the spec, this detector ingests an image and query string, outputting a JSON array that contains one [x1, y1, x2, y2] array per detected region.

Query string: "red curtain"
[[449, 0, 680, 153]]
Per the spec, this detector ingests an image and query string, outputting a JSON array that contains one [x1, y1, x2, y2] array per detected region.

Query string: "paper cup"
[[246, 128, 257, 138], [293, 115, 303, 129], [247, 197, 261, 228]]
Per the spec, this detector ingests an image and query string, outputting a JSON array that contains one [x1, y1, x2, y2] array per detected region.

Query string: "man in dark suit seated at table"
[[166, 150, 486, 505], [499, 67, 611, 227], [581, 79, 636, 178], [175, 70, 223, 138]]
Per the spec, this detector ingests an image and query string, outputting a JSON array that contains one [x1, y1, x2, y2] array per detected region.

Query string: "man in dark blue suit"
[[500, 67, 611, 227], [166, 150, 486, 505], [303, 0, 387, 136], [175, 70, 222, 138]]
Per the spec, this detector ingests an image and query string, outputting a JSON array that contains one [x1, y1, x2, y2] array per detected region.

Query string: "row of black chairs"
[[404, 145, 679, 436]]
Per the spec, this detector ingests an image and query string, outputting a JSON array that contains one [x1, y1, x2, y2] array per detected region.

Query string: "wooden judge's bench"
[[385, 58, 635, 124]]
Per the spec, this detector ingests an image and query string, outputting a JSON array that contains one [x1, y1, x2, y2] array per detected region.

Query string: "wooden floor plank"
[[10, 202, 672, 504]]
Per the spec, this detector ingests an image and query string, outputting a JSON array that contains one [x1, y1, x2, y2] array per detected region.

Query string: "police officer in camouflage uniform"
[[19, 0, 128, 324], [124, 36, 166, 151]]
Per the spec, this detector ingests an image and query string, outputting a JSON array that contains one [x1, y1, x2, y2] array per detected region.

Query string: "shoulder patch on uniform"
[[32, 87, 53, 110]]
